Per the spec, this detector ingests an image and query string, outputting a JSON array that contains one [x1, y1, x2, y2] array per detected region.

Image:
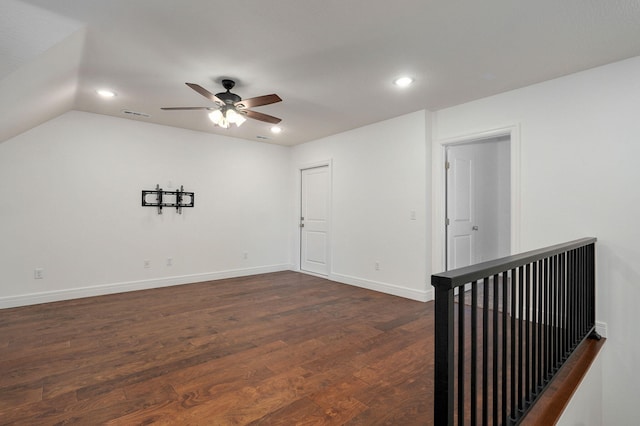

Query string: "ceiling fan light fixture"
[[209, 109, 223, 124], [209, 109, 229, 128], [233, 112, 247, 126], [225, 108, 243, 125], [209, 107, 246, 128], [270, 126, 282, 134]]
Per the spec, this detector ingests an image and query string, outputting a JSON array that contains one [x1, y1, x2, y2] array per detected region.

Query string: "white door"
[[446, 138, 511, 270], [447, 145, 477, 270], [300, 166, 330, 275]]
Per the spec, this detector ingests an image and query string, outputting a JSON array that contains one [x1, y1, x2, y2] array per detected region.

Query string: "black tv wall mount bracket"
[[141, 184, 195, 215]]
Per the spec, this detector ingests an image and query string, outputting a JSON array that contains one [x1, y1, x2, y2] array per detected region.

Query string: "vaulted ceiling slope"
[[2, 0, 640, 146]]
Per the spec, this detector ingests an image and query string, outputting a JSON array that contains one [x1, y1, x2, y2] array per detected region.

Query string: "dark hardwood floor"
[[0, 271, 602, 425], [0, 272, 435, 424]]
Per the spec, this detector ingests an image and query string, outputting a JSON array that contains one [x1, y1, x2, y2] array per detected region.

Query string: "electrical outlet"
[[166, 258, 173, 266], [34, 268, 44, 279], [144, 260, 151, 268], [243, 252, 248, 260], [375, 262, 380, 271]]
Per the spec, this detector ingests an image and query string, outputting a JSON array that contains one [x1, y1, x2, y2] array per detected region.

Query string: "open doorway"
[[446, 136, 511, 270]]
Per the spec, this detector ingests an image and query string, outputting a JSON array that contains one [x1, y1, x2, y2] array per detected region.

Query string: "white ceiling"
[[2, 0, 640, 146]]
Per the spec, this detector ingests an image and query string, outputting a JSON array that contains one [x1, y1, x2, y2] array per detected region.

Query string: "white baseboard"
[[0, 264, 294, 309], [329, 272, 432, 302]]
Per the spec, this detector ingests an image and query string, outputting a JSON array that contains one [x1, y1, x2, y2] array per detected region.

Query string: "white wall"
[[292, 111, 432, 301], [0, 111, 293, 307], [0, 108, 432, 305], [556, 345, 605, 426], [434, 56, 640, 425]]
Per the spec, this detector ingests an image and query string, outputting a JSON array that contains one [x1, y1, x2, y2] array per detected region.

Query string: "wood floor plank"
[[0, 382, 43, 411], [0, 386, 127, 425], [308, 376, 371, 422], [247, 397, 329, 425]]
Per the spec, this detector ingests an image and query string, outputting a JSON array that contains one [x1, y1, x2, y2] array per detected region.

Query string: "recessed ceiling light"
[[271, 126, 282, 134], [393, 76, 414, 87], [96, 89, 116, 98]]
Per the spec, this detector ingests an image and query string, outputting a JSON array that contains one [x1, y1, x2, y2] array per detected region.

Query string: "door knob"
[[472, 225, 479, 231]]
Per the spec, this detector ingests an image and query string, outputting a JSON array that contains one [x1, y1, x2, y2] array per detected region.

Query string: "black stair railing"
[[432, 237, 599, 425]]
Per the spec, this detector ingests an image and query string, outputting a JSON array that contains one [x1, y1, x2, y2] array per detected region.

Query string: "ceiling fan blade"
[[244, 109, 282, 124], [161, 106, 212, 110], [236, 94, 282, 109], [185, 83, 224, 104]]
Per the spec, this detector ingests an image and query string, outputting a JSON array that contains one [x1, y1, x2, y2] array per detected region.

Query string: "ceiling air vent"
[[121, 109, 151, 118]]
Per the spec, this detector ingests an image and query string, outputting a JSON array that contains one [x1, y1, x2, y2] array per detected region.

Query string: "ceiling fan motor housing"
[[216, 79, 241, 105], [216, 91, 241, 105]]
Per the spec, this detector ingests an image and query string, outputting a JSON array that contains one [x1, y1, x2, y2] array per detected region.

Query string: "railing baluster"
[[525, 263, 531, 406], [568, 251, 572, 350], [518, 265, 524, 413], [561, 254, 565, 358], [584, 247, 588, 334], [577, 248, 582, 342], [458, 283, 465, 425], [551, 255, 557, 372], [493, 274, 499, 425], [544, 257, 550, 381], [483, 276, 490, 426], [471, 280, 478, 426], [584, 247, 588, 330], [568, 249, 575, 349], [589, 244, 596, 329], [584, 247, 588, 333], [532, 260, 538, 394], [560, 253, 566, 361], [578, 247, 583, 343], [510, 269, 516, 422], [538, 259, 544, 388], [503, 271, 509, 426]]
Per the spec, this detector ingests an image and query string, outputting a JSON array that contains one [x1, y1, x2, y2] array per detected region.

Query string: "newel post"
[[433, 277, 454, 426]]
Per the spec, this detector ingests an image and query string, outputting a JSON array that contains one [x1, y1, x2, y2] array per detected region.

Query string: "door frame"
[[433, 125, 521, 273], [296, 159, 333, 276]]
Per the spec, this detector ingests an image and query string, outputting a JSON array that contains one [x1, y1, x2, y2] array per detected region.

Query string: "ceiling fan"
[[161, 79, 282, 128]]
